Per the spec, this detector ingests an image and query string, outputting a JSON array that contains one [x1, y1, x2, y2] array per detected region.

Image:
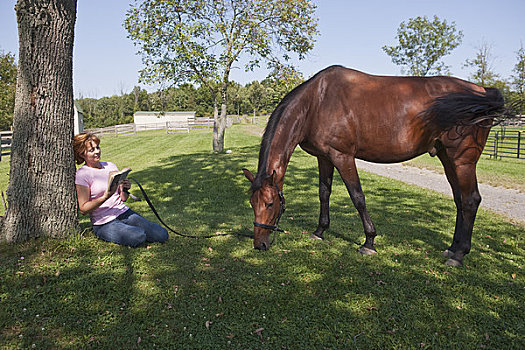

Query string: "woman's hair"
[[73, 133, 100, 165]]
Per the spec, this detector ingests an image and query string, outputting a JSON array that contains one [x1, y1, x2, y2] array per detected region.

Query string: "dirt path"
[[355, 160, 525, 226]]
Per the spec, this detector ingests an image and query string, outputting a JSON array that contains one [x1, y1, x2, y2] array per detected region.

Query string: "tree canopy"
[[124, 0, 318, 151], [383, 15, 463, 76], [511, 45, 525, 95], [463, 40, 499, 86], [76, 74, 305, 129], [510, 45, 525, 115]]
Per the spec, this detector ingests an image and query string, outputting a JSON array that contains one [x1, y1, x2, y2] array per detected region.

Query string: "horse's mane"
[[250, 91, 300, 192], [250, 66, 344, 192]]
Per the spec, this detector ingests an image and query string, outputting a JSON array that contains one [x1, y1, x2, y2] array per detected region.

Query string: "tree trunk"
[[212, 76, 231, 153], [212, 98, 226, 152], [2, 0, 78, 243], [212, 62, 236, 153]]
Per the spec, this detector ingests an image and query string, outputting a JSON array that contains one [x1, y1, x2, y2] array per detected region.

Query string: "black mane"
[[250, 66, 343, 192]]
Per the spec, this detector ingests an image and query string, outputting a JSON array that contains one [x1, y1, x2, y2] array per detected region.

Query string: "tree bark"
[[212, 103, 227, 152], [212, 100, 223, 152], [2, 0, 78, 243], [212, 74, 231, 153]]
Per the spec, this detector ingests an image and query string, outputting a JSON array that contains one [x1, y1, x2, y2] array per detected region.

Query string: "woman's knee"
[[147, 226, 169, 243], [93, 220, 147, 247], [123, 227, 147, 247]]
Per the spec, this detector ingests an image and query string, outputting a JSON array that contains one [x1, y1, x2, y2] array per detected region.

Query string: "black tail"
[[422, 87, 506, 130]]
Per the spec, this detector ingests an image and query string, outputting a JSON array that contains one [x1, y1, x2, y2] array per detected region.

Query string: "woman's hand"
[[120, 179, 132, 192], [119, 179, 131, 201], [104, 181, 119, 199]]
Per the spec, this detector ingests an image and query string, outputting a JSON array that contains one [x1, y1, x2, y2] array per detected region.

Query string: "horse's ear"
[[242, 168, 254, 183]]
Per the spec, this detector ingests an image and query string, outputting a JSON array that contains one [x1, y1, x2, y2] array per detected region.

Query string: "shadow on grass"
[[1, 145, 523, 348]]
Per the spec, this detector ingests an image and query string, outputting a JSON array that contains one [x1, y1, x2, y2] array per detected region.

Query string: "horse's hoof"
[[358, 246, 377, 255], [310, 233, 324, 240], [443, 249, 454, 258], [445, 258, 463, 267]]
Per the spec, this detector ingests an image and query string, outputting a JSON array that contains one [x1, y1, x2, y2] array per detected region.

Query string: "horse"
[[242, 65, 506, 266]]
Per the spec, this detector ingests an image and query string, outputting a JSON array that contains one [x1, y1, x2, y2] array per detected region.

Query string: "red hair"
[[73, 133, 100, 165]]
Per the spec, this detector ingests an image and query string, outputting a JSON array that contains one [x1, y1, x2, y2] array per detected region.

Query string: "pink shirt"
[[75, 161, 129, 225]]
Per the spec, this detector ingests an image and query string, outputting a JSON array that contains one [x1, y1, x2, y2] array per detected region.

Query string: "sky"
[[0, 0, 524, 99]]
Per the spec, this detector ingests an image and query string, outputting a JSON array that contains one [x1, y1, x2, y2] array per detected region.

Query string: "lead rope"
[[128, 177, 253, 239]]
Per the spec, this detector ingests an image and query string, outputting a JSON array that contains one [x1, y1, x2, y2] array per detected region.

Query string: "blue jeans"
[[92, 209, 169, 247]]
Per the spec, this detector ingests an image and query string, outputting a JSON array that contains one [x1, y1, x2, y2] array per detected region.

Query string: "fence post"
[[518, 131, 522, 159], [493, 131, 498, 159]]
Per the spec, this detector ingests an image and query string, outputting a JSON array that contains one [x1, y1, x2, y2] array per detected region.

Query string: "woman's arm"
[[76, 184, 115, 215]]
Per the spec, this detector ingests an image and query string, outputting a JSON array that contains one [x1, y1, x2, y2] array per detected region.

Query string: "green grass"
[[405, 153, 525, 193], [404, 126, 525, 192], [1, 125, 524, 349]]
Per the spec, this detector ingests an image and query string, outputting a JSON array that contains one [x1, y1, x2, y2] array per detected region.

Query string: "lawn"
[[404, 125, 525, 193], [0, 125, 524, 349], [405, 153, 525, 193]]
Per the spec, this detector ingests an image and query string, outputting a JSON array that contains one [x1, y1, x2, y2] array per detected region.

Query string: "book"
[[107, 167, 132, 192]]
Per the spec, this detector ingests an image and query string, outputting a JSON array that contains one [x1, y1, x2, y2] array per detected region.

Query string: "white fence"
[[502, 115, 525, 127], [0, 116, 253, 161], [85, 118, 217, 137], [0, 131, 12, 161]]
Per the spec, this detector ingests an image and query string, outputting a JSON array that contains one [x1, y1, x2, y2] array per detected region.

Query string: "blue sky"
[[0, 0, 523, 98]]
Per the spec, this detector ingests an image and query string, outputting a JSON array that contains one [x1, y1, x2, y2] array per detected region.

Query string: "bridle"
[[253, 184, 286, 232]]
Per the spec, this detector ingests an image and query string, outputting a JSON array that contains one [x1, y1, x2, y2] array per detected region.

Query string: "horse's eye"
[[266, 202, 274, 209]]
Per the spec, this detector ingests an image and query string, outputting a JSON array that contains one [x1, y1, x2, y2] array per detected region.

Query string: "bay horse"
[[242, 65, 506, 266]]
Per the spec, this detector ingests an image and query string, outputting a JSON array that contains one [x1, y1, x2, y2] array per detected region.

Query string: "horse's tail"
[[422, 87, 506, 130]]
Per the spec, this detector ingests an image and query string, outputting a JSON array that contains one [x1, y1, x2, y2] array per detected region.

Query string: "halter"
[[253, 184, 286, 233]]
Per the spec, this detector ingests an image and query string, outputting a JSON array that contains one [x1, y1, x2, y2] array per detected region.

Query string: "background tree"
[[246, 81, 266, 118], [510, 44, 525, 115], [124, 0, 318, 152], [227, 81, 245, 117], [0, 50, 17, 130], [463, 40, 499, 86], [170, 84, 197, 112], [2, 0, 78, 243], [382, 15, 463, 76], [131, 85, 150, 113], [262, 64, 304, 110]]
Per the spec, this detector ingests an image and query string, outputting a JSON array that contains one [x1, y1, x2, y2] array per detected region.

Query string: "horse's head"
[[242, 169, 285, 250]]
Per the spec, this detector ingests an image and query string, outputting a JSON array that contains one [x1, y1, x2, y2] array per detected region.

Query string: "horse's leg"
[[333, 155, 377, 254], [437, 149, 482, 266], [311, 156, 334, 240], [437, 151, 463, 258]]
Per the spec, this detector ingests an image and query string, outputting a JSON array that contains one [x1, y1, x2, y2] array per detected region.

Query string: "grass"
[[0, 125, 524, 349], [404, 126, 525, 192], [404, 154, 525, 193]]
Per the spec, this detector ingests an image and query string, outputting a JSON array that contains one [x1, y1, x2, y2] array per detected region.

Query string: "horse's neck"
[[265, 114, 305, 187]]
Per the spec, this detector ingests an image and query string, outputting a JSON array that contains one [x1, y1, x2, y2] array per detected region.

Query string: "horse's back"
[[300, 66, 484, 163]]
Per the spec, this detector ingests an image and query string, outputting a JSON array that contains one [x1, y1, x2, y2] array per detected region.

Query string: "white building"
[[133, 111, 197, 126]]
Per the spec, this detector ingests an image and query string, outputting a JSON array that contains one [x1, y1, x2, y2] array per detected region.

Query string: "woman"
[[73, 132, 168, 247]]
